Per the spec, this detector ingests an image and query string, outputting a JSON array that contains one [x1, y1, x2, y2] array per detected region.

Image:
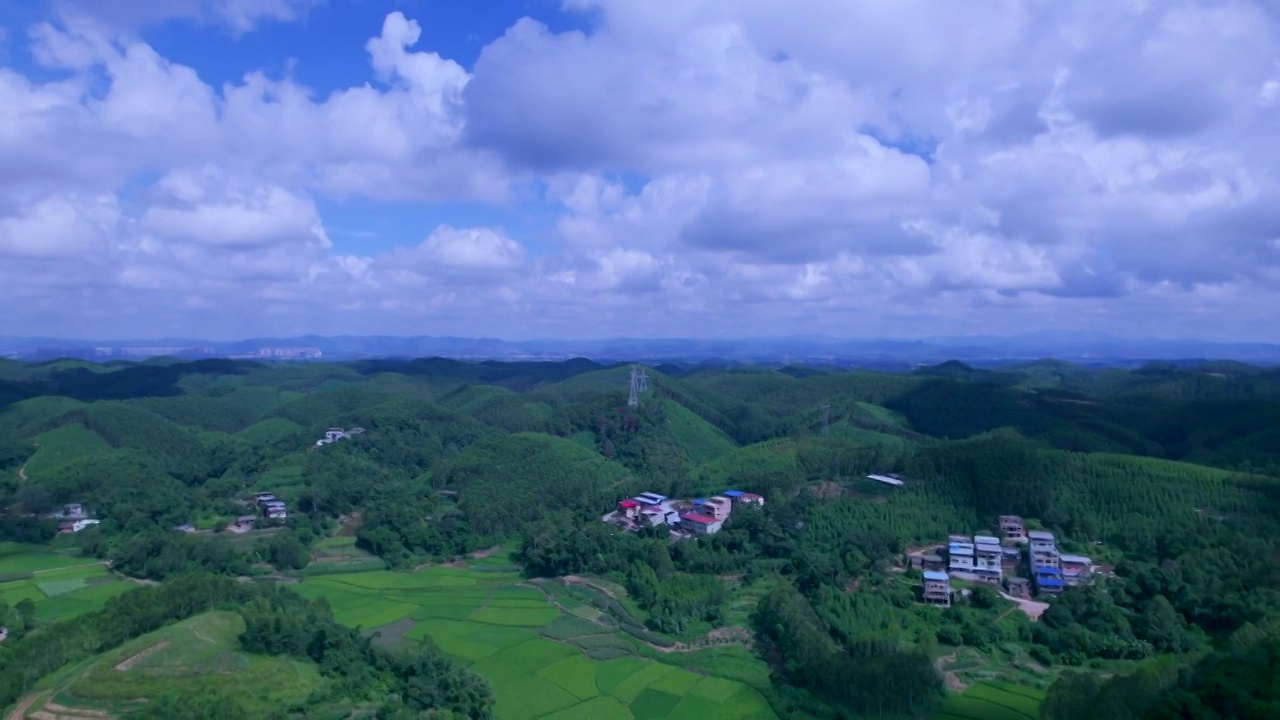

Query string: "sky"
[[2, 0, 1280, 341]]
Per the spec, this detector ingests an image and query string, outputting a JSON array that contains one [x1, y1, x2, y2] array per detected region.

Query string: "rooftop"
[[620, 499, 639, 508], [866, 474, 904, 486], [722, 490, 744, 497], [682, 513, 717, 524], [1060, 554, 1092, 565], [974, 534, 1000, 545], [923, 571, 949, 582], [1028, 530, 1055, 541]]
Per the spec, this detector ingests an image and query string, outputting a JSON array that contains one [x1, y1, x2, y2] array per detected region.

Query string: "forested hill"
[[3, 356, 1280, 719]]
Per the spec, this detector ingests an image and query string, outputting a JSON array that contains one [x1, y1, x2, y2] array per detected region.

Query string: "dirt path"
[[562, 575, 618, 599], [6, 693, 42, 720], [1000, 591, 1049, 621], [933, 653, 968, 692], [37, 702, 108, 718], [32, 562, 108, 576], [469, 546, 502, 560], [114, 641, 168, 672]]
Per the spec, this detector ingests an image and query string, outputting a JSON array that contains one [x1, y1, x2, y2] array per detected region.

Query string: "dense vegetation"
[[3, 356, 1280, 718]]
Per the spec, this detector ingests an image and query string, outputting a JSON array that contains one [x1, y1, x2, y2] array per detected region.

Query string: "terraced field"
[[296, 566, 777, 720], [933, 680, 1045, 720], [0, 544, 131, 623]]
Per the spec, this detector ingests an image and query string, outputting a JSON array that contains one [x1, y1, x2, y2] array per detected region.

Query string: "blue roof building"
[[722, 490, 745, 497]]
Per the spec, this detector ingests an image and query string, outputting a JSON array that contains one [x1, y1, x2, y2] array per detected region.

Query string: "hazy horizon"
[[3, 1, 1279, 341]]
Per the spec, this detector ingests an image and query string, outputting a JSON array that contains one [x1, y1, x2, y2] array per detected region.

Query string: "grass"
[[933, 681, 1046, 720], [298, 565, 777, 720], [26, 611, 344, 718]]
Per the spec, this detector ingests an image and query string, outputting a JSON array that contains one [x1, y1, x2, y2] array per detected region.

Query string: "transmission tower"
[[821, 402, 830, 436], [627, 365, 649, 407]]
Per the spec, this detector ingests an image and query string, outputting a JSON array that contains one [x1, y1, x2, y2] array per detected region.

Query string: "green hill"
[[22, 423, 113, 479]]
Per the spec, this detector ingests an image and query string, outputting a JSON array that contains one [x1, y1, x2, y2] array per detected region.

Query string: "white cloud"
[[408, 225, 525, 272], [52, 0, 321, 34], [3, 2, 1280, 340]]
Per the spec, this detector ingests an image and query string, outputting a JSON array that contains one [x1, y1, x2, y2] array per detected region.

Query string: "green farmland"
[[0, 543, 131, 623], [297, 566, 778, 720], [19, 611, 348, 718], [934, 681, 1045, 720]]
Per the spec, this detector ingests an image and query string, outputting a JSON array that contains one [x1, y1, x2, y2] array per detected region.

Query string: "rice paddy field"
[[296, 563, 778, 720], [933, 681, 1046, 720], [0, 543, 132, 622]]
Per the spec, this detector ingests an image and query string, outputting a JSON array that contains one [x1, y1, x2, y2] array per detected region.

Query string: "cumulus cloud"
[[3, 1, 1280, 340], [52, 0, 321, 34]]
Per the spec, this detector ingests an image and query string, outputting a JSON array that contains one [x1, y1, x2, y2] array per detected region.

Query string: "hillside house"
[[681, 513, 722, 535], [704, 496, 733, 521], [974, 536, 1004, 583], [1029, 530, 1060, 571], [1034, 567, 1065, 595], [1060, 554, 1093, 586], [999, 515, 1027, 543], [866, 474, 905, 487], [174, 524, 196, 533], [58, 518, 99, 534], [618, 499, 641, 520], [922, 571, 952, 606], [635, 492, 667, 506], [948, 541, 975, 572], [723, 490, 765, 506], [1001, 547, 1022, 567], [0, 626, 7, 643], [235, 515, 257, 529], [55, 503, 87, 519], [1005, 577, 1031, 598]]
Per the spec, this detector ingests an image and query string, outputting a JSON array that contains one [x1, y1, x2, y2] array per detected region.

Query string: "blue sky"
[[2, 0, 1279, 341]]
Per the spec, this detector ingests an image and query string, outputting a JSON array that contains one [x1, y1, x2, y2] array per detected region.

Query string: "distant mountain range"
[[3, 332, 1279, 368]]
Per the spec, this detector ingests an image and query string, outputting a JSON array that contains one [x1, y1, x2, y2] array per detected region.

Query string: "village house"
[[722, 490, 764, 506], [973, 534, 1004, 583], [922, 570, 952, 606], [234, 515, 257, 530], [681, 512, 722, 535], [696, 496, 733, 522], [947, 539, 975, 572], [999, 515, 1028, 543], [1029, 530, 1060, 569], [1005, 577, 1031, 598], [1060, 554, 1093, 586], [57, 518, 99, 534], [1028, 530, 1066, 595]]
